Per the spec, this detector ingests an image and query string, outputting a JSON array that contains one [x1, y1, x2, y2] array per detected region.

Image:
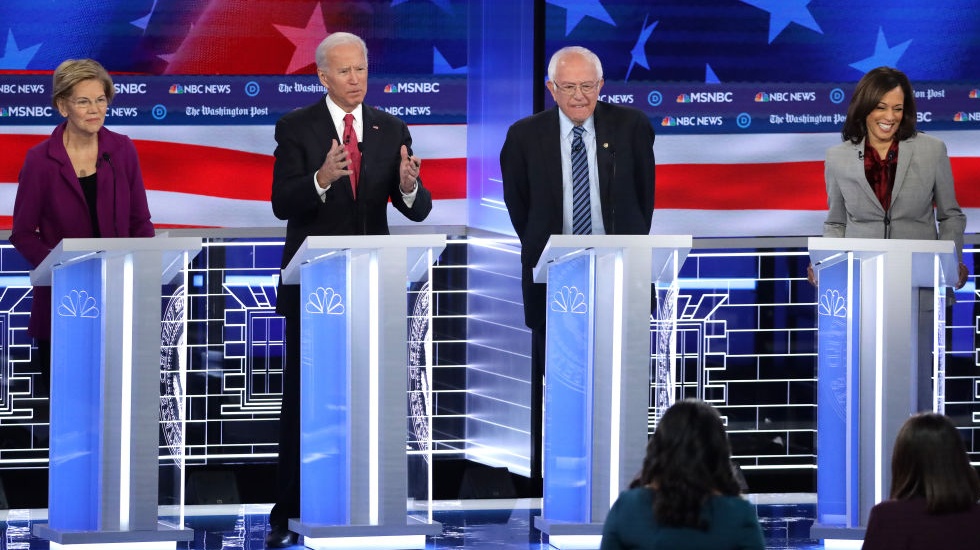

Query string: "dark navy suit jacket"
[[271, 97, 432, 318], [500, 102, 656, 329]]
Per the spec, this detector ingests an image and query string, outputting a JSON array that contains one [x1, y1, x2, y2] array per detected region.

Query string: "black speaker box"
[[187, 470, 240, 505], [458, 465, 517, 500]]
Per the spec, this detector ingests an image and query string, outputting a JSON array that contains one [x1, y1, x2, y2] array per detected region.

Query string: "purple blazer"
[[10, 122, 155, 339]]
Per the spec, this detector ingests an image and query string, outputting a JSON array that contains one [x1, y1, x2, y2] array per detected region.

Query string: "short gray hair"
[[315, 32, 368, 70], [547, 46, 603, 82]]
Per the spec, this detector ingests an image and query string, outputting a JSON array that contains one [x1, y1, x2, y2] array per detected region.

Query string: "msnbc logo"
[[676, 94, 692, 103], [661, 116, 678, 126], [383, 82, 439, 93], [970, 89, 979, 99]]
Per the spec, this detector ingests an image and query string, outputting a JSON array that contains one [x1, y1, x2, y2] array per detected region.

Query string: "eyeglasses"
[[70, 97, 109, 110], [335, 65, 367, 78], [553, 81, 600, 96]]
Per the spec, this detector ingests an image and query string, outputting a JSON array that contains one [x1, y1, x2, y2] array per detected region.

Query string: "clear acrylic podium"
[[530, 234, 692, 548], [31, 237, 201, 548], [808, 237, 957, 541], [280, 234, 445, 550]]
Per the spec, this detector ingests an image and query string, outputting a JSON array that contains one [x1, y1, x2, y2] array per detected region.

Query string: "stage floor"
[[0, 494, 832, 549]]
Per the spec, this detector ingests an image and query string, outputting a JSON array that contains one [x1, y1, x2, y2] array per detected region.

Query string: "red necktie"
[[343, 113, 361, 197]]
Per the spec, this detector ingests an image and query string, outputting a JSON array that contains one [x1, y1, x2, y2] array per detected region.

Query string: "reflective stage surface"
[[0, 495, 830, 549]]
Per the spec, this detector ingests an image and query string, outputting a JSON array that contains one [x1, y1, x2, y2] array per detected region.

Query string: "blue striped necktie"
[[571, 126, 592, 235]]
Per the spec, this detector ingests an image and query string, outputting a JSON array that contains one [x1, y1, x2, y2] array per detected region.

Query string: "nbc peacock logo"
[[754, 92, 770, 102], [970, 89, 979, 99], [168, 84, 185, 94], [383, 84, 396, 93], [675, 93, 693, 103], [661, 116, 678, 126]]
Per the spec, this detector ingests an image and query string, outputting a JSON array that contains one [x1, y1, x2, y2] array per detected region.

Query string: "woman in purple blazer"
[[862, 413, 980, 549], [10, 58, 154, 377]]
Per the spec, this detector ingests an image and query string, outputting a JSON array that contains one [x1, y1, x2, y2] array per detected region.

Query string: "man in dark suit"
[[499, 46, 655, 490], [268, 31, 432, 548]]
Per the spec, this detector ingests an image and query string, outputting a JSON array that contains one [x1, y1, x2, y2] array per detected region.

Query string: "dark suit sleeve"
[[630, 109, 656, 229], [10, 148, 51, 268], [271, 113, 325, 222], [118, 136, 154, 237], [499, 122, 530, 243], [390, 119, 432, 222]]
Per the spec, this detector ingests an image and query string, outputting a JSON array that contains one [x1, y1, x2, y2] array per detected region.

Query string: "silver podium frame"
[[808, 236, 957, 541], [281, 234, 446, 550], [31, 237, 201, 548]]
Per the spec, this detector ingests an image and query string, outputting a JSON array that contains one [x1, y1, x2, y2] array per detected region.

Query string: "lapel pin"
[[603, 143, 609, 148]]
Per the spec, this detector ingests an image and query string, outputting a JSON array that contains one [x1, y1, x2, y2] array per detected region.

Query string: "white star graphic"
[[131, 0, 159, 31], [547, 0, 615, 36], [625, 15, 658, 81], [849, 27, 912, 75], [0, 30, 42, 70], [741, 0, 823, 44], [273, 3, 330, 75]]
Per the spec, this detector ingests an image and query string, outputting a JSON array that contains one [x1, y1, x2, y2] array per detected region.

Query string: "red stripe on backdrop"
[[134, 140, 466, 201], [0, 135, 47, 181], [658, 157, 980, 210], [951, 157, 980, 208], [657, 161, 826, 210]]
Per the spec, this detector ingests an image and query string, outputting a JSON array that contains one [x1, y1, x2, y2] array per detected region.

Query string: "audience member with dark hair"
[[600, 399, 765, 549], [862, 412, 980, 549]]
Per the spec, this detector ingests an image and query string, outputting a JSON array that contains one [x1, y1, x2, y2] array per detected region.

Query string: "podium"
[[31, 237, 201, 548], [280, 234, 445, 549], [530, 234, 692, 548], [808, 237, 957, 541]]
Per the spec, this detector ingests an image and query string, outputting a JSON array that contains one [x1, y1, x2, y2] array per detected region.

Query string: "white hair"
[[315, 32, 368, 70], [547, 46, 603, 82]]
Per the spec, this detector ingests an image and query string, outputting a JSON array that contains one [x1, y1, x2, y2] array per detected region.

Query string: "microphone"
[[857, 150, 863, 160], [101, 153, 121, 237], [605, 147, 616, 235], [572, 141, 583, 153]]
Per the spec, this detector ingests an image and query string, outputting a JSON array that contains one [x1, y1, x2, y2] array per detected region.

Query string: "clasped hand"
[[399, 144, 420, 193]]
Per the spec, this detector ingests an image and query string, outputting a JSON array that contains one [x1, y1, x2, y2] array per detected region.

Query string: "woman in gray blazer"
[[822, 66, 967, 280], [811, 66, 968, 410]]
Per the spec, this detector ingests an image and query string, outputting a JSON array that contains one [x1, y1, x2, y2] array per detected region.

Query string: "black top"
[[78, 172, 100, 238]]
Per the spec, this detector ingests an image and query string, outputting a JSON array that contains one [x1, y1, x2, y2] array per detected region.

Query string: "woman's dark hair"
[[634, 399, 741, 530], [890, 412, 980, 514], [841, 66, 917, 144]]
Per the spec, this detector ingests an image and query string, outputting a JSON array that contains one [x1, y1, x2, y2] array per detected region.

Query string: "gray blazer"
[[823, 132, 966, 261]]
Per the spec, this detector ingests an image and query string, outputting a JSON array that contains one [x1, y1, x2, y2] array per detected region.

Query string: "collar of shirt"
[[324, 95, 364, 143], [558, 110, 595, 146]]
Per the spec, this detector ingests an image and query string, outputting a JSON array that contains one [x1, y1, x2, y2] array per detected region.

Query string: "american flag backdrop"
[[1, 0, 979, 236]]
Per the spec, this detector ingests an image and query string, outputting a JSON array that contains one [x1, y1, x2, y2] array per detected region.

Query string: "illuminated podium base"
[[533, 517, 602, 550], [33, 523, 193, 549], [290, 518, 442, 550]]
